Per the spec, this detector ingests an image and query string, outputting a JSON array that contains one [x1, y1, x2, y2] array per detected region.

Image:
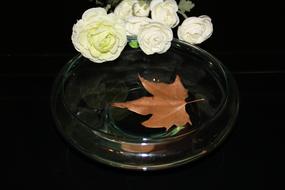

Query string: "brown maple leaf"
[[112, 75, 204, 130], [121, 143, 155, 153]]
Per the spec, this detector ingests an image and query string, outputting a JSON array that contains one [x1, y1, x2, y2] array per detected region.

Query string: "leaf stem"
[[186, 98, 205, 104]]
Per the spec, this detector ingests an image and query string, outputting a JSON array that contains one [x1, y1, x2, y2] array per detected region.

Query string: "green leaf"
[[129, 40, 140, 49], [95, 0, 104, 6], [178, 0, 195, 13], [107, 0, 122, 8], [166, 125, 186, 136]]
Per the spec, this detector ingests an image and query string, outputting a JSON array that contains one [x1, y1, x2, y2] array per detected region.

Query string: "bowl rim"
[[52, 38, 238, 144]]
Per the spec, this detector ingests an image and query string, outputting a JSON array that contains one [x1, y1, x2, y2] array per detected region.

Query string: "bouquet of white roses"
[[72, 0, 213, 63]]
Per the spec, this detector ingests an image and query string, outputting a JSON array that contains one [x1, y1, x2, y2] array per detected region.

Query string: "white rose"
[[125, 16, 152, 36], [150, 0, 178, 11], [137, 22, 173, 55], [133, 1, 150, 17], [81, 7, 107, 20], [151, 0, 180, 28], [72, 8, 127, 63], [114, 0, 138, 20], [178, 15, 213, 44], [150, 0, 164, 10]]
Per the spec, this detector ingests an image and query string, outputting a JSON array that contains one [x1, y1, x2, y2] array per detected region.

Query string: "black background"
[[2, 0, 284, 189]]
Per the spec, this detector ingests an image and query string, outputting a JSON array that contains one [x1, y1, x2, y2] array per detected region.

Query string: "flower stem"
[[177, 10, 188, 19], [105, 4, 111, 12]]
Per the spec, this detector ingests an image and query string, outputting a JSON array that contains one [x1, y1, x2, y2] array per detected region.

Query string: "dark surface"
[[3, 54, 284, 189], [2, 0, 284, 189]]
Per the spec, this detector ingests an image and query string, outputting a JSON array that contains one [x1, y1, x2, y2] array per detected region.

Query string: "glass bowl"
[[51, 39, 239, 171]]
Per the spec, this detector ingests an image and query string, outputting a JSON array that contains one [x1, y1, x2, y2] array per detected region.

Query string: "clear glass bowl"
[[51, 39, 239, 171]]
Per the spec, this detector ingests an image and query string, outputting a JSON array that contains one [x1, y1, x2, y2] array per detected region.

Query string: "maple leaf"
[[112, 75, 204, 130], [121, 143, 155, 153]]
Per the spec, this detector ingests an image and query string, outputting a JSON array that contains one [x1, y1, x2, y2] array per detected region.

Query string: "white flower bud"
[[138, 22, 173, 55], [178, 15, 213, 44], [151, 0, 180, 28], [133, 1, 150, 17]]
